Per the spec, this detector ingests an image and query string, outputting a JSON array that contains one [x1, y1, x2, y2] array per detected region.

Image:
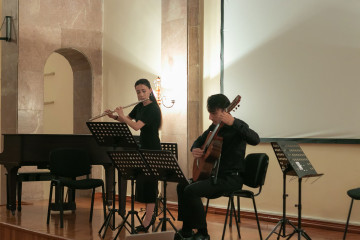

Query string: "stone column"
[[187, 0, 203, 178], [160, 0, 202, 201]]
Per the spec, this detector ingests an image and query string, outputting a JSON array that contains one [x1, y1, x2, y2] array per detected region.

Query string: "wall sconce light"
[[0, 16, 12, 42], [153, 76, 175, 108]]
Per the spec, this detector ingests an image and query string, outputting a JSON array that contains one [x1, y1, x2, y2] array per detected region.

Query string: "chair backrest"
[[243, 153, 269, 189], [49, 148, 91, 178]]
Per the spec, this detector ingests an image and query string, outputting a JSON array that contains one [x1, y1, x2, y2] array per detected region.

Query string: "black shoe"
[[136, 206, 158, 233], [135, 224, 150, 233], [193, 232, 210, 240], [174, 229, 194, 240]]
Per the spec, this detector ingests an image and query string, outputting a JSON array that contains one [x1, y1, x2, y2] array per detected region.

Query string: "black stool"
[[16, 172, 53, 211], [343, 187, 360, 240]]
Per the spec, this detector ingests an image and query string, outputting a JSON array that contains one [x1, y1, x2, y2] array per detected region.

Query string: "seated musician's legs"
[[176, 175, 244, 240], [176, 178, 223, 240]]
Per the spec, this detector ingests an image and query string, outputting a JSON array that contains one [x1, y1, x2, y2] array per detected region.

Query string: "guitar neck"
[[203, 95, 241, 151], [204, 123, 221, 150]]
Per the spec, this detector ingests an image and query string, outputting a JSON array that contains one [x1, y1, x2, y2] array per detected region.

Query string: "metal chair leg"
[[252, 195, 263, 240], [237, 196, 241, 223], [59, 184, 64, 228], [230, 196, 241, 239], [102, 184, 106, 220], [221, 197, 232, 240], [90, 188, 95, 222], [205, 198, 210, 216], [343, 198, 354, 240], [47, 182, 54, 224]]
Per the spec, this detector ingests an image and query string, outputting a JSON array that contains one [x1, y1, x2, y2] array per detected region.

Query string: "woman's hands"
[[114, 107, 125, 121], [105, 109, 120, 121], [104, 107, 126, 122]]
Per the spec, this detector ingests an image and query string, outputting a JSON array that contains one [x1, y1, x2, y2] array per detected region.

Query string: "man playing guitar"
[[175, 94, 260, 240]]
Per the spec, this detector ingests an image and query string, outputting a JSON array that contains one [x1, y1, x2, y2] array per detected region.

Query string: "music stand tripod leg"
[[157, 196, 176, 221], [295, 178, 312, 240], [99, 177, 119, 238], [284, 179, 312, 240], [99, 207, 118, 238], [114, 213, 131, 239], [154, 180, 178, 232], [115, 178, 144, 238], [266, 171, 298, 240], [301, 231, 312, 240]]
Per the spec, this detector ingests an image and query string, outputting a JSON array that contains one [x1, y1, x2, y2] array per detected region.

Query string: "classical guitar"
[[192, 95, 241, 182]]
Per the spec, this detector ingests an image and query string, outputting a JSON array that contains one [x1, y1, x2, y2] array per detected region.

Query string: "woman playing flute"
[[105, 78, 162, 233]]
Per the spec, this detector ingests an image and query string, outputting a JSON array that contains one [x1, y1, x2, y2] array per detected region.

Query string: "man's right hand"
[[192, 148, 204, 158]]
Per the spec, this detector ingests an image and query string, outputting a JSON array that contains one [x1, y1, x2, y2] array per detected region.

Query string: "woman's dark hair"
[[135, 78, 162, 129], [207, 94, 230, 113]]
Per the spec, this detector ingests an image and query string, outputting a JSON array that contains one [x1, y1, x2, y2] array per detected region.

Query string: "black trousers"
[[177, 174, 243, 230]]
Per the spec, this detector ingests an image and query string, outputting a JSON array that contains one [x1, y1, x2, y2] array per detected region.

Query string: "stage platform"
[[0, 196, 358, 240]]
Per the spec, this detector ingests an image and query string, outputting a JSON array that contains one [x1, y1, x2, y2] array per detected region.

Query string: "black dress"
[[129, 101, 161, 203]]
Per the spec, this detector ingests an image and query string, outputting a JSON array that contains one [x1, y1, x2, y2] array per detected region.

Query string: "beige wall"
[[203, 1, 360, 225], [103, 0, 162, 194], [103, 0, 161, 114]]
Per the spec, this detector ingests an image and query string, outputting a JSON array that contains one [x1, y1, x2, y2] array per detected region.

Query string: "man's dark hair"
[[207, 94, 230, 113]]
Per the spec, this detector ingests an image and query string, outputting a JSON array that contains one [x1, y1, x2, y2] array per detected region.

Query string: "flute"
[[88, 98, 149, 121]]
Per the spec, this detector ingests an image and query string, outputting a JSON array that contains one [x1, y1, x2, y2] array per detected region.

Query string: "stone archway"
[[1, 0, 103, 134], [54, 48, 92, 134]]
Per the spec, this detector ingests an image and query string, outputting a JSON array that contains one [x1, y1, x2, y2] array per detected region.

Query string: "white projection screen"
[[222, 0, 360, 142]]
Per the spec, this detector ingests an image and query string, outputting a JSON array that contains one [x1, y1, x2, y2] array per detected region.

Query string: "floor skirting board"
[[101, 193, 360, 235]]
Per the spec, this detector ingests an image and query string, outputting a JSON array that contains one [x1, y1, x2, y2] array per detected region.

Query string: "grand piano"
[[0, 134, 127, 213]]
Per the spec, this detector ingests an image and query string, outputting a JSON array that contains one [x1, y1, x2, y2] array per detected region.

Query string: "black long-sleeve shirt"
[[191, 118, 260, 175]]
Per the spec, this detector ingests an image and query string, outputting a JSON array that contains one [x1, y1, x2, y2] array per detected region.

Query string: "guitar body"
[[192, 133, 223, 182]]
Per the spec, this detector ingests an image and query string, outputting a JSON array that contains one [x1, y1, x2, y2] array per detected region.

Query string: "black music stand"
[[266, 141, 323, 240], [86, 122, 138, 238], [86, 122, 138, 149], [140, 149, 189, 232], [109, 150, 151, 239], [147, 143, 179, 223]]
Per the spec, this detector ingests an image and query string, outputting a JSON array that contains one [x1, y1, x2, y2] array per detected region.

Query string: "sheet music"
[[272, 141, 321, 178]]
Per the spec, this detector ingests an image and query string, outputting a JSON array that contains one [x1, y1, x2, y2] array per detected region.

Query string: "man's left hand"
[[220, 112, 234, 126]]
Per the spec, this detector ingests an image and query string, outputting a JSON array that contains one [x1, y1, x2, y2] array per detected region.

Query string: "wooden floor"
[[0, 197, 359, 240]]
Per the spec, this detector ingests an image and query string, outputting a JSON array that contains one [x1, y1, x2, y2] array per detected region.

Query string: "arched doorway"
[[43, 52, 74, 134], [44, 48, 93, 134]]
